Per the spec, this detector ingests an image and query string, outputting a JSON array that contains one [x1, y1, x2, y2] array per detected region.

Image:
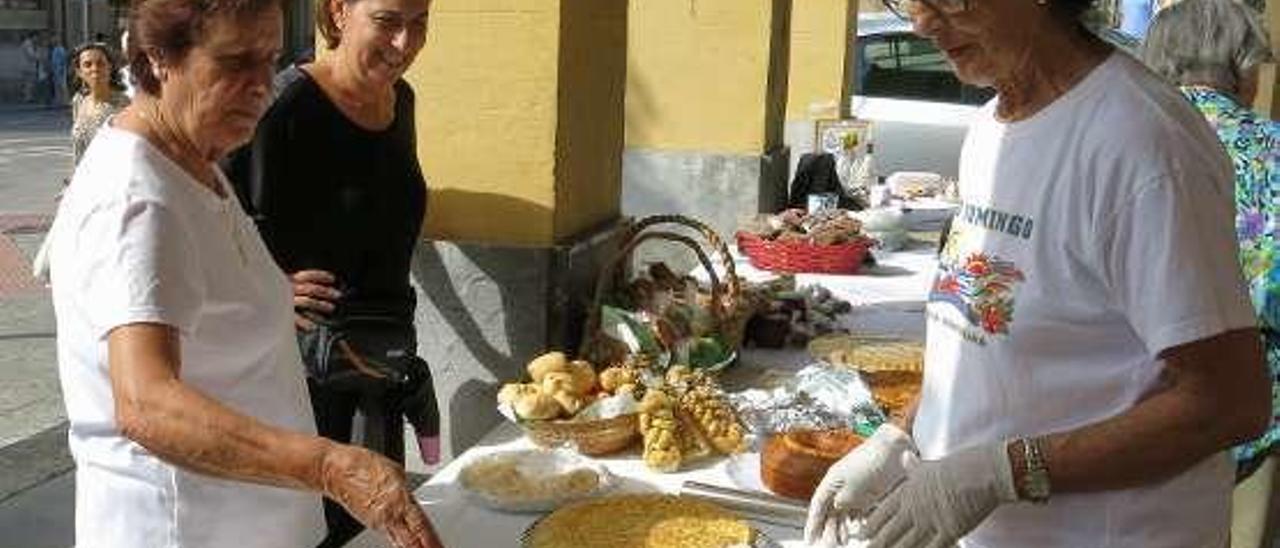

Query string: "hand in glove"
[[320, 444, 444, 548], [861, 442, 1019, 548], [805, 423, 920, 547]]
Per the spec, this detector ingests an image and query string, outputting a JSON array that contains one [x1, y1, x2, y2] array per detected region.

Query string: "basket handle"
[[581, 230, 722, 355], [620, 214, 739, 313]]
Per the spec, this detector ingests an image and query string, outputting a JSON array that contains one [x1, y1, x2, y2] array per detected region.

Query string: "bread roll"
[[498, 383, 540, 406], [527, 351, 569, 384], [515, 391, 562, 420], [542, 371, 576, 396], [566, 360, 597, 395]]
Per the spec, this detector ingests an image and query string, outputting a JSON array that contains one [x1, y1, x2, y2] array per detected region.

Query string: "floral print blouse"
[[1182, 86, 1280, 475], [70, 90, 129, 166]]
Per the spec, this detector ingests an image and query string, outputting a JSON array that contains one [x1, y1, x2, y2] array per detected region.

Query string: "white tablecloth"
[[348, 246, 939, 548]]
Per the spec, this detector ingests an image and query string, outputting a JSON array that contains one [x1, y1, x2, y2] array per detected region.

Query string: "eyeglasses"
[[882, 0, 970, 20]]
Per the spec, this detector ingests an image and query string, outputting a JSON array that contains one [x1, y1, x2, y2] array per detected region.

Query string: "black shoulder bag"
[[296, 309, 439, 443]]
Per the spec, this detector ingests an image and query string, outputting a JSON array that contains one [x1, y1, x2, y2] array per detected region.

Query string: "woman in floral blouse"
[[68, 43, 129, 167], [1146, 0, 1279, 479]]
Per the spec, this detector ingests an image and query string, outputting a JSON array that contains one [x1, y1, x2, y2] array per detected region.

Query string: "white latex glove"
[[861, 442, 1019, 548], [805, 423, 920, 547]]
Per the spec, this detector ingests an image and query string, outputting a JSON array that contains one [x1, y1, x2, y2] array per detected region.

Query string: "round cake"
[[862, 370, 923, 418], [524, 494, 752, 548], [761, 429, 863, 500]]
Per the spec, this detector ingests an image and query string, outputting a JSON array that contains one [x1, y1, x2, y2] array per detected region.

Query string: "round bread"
[[761, 429, 863, 500]]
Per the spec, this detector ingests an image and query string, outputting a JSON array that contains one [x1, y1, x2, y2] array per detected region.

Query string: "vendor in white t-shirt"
[[46, 1, 441, 547], [805, 0, 1270, 547]]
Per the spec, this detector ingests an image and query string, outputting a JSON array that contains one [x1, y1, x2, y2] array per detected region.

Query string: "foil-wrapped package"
[[727, 364, 883, 438]]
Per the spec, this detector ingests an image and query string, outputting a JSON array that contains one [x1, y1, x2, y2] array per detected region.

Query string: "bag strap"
[[335, 339, 389, 380]]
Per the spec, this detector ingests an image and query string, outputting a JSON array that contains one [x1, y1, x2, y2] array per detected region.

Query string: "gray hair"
[[1143, 0, 1274, 92]]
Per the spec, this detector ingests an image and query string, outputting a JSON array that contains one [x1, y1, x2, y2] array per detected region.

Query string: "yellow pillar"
[[405, 0, 627, 246], [382, 0, 630, 465], [626, 0, 789, 153], [624, 0, 792, 237], [786, 0, 857, 122]]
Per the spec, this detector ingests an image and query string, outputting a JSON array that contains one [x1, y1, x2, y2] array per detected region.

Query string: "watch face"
[[1027, 471, 1051, 502]]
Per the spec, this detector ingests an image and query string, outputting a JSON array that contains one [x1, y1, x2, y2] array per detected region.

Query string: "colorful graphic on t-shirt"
[[928, 221, 1027, 343]]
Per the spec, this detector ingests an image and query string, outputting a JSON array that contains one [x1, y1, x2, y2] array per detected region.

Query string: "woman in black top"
[[224, 0, 436, 546]]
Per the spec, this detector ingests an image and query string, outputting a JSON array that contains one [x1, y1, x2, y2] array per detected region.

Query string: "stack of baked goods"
[[741, 209, 869, 247], [637, 366, 748, 473], [522, 494, 758, 548], [736, 210, 876, 274], [498, 352, 748, 464], [760, 428, 863, 500], [809, 334, 925, 419], [743, 281, 854, 348], [497, 351, 644, 455]]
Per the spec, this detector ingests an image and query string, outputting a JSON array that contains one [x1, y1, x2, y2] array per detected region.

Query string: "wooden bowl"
[[760, 429, 863, 500]]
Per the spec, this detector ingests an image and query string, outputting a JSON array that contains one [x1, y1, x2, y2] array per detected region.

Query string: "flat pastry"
[[809, 335, 925, 373], [524, 494, 753, 548]]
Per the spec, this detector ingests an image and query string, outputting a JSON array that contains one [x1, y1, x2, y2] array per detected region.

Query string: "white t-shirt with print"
[[49, 125, 325, 548], [914, 53, 1256, 548]]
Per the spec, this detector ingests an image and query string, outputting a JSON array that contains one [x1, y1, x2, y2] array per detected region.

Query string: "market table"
[[348, 243, 939, 548]]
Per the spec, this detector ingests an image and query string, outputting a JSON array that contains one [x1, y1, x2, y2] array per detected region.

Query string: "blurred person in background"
[[68, 42, 129, 167]]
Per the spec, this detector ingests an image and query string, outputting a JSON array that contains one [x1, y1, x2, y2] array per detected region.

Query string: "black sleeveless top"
[[225, 67, 427, 319]]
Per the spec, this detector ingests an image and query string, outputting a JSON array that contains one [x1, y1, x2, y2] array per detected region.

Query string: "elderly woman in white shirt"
[[804, 0, 1269, 547], [46, 0, 441, 547]]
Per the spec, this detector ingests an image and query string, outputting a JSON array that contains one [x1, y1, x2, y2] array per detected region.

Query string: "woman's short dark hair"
[[126, 0, 281, 95], [69, 42, 125, 96]]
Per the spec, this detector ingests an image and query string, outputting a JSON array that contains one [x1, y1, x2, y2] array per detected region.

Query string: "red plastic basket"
[[736, 231, 873, 274]]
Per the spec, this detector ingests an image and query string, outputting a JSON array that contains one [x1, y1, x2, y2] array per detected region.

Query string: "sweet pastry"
[[679, 385, 747, 455], [542, 371, 577, 396], [761, 429, 863, 500], [566, 360, 597, 395], [524, 494, 753, 548], [862, 370, 922, 418], [528, 351, 570, 384], [598, 366, 639, 393], [638, 391, 681, 472], [515, 390, 563, 421], [809, 335, 924, 373], [498, 383, 541, 406]]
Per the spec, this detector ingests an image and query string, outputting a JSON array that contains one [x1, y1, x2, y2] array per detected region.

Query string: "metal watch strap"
[[1020, 437, 1052, 504]]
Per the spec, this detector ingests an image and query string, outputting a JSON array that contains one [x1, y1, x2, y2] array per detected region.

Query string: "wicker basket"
[[580, 215, 755, 366], [736, 231, 873, 274], [521, 413, 640, 456]]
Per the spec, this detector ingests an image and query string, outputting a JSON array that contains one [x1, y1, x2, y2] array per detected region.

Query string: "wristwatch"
[[1018, 437, 1052, 504]]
